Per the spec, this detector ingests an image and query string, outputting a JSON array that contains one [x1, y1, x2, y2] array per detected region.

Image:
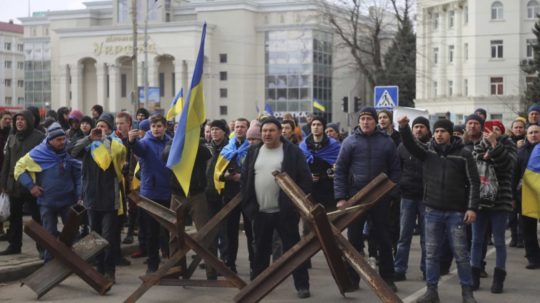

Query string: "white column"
[[454, 6, 463, 96], [109, 64, 120, 113], [96, 62, 107, 108], [59, 64, 69, 107], [70, 63, 83, 110], [148, 59, 158, 87]]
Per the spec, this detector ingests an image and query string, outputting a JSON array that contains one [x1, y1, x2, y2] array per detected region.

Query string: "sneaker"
[[0, 233, 8, 241], [526, 262, 540, 269], [297, 289, 311, 299], [122, 235, 134, 244], [104, 271, 116, 284], [116, 257, 131, 266], [0, 245, 21, 255], [393, 271, 407, 282], [131, 249, 146, 258], [384, 279, 398, 293], [416, 285, 439, 303]]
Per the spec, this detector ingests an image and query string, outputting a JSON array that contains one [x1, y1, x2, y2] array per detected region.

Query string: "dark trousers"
[[347, 199, 394, 282], [252, 211, 309, 291], [143, 199, 170, 271], [7, 196, 40, 250], [222, 195, 254, 272], [523, 215, 540, 263], [39, 205, 71, 262], [88, 209, 118, 274]]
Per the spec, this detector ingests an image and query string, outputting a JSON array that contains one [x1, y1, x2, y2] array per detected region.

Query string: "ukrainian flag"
[[313, 99, 326, 112], [166, 23, 207, 196], [522, 144, 540, 219], [166, 88, 184, 121]]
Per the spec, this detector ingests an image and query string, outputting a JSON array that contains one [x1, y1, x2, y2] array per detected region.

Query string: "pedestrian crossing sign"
[[374, 86, 399, 109]]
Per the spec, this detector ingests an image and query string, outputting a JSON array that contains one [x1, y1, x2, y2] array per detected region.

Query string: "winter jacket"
[[399, 125, 480, 212], [472, 135, 517, 212], [206, 138, 228, 203], [130, 131, 171, 201], [513, 140, 538, 209], [398, 136, 429, 200], [0, 126, 10, 168], [162, 138, 212, 197], [0, 110, 45, 198], [18, 142, 82, 208], [334, 126, 400, 201], [71, 136, 125, 212], [241, 138, 312, 220]]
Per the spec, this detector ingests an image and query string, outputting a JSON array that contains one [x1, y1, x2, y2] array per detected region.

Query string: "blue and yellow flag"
[[166, 88, 184, 121], [213, 136, 250, 193], [166, 23, 207, 196], [313, 99, 326, 112], [522, 144, 540, 219]]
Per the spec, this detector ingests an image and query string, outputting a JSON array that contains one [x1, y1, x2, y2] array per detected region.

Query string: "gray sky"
[[0, 0, 87, 23]]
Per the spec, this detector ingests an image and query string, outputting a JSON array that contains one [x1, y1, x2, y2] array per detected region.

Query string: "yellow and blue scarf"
[[213, 136, 249, 194], [523, 144, 540, 219]]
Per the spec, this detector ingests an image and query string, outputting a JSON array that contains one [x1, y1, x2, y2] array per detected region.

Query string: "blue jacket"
[[334, 126, 400, 200], [19, 142, 82, 208], [131, 132, 171, 201]]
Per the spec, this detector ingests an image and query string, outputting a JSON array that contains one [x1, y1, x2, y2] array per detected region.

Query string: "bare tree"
[[318, 0, 397, 88]]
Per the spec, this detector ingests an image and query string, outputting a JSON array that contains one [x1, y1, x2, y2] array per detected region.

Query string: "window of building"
[[17, 97, 24, 104], [159, 72, 165, 97], [464, 43, 469, 61], [464, 6, 469, 24], [491, 113, 503, 120], [490, 77, 504, 95], [5, 97, 12, 105], [17, 80, 23, 88], [448, 45, 455, 63], [4, 79, 11, 87], [527, 39, 536, 58], [219, 53, 227, 63], [219, 105, 228, 116], [17, 61, 23, 69], [448, 80, 454, 96], [220, 71, 228, 81], [17, 44, 23, 52], [4, 61, 11, 69], [220, 88, 228, 98], [464, 79, 469, 96], [433, 13, 439, 30], [433, 81, 438, 96], [491, 40, 503, 58], [528, 0, 540, 19], [4, 42, 11, 51], [448, 10, 455, 28], [433, 47, 439, 64], [121, 74, 127, 97], [491, 1, 503, 20]]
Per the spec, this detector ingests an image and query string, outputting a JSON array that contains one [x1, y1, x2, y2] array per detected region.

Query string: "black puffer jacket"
[[472, 135, 517, 212], [241, 138, 312, 220], [400, 125, 480, 212], [0, 110, 45, 198], [398, 135, 429, 200]]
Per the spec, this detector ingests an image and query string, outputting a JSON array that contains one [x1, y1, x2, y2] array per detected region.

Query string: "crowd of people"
[[0, 102, 539, 303]]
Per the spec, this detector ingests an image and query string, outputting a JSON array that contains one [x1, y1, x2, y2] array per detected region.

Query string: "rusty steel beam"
[[58, 204, 86, 246], [22, 232, 108, 299], [234, 173, 395, 303], [24, 220, 112, 295], [159, 279, 236, 288], [124, 192, 245, 303]]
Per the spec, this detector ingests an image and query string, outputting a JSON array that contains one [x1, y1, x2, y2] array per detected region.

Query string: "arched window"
[[528, 0, 540, 19], [491, 1, 503, 20]]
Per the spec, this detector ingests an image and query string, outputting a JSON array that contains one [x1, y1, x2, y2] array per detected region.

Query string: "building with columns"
[[416, 0, 538, 125], [17, 0, 375, 125], [0, 21, 25, 107]]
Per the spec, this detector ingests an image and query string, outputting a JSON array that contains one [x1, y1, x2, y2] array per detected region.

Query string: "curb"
[[0, 243, 139, 284]]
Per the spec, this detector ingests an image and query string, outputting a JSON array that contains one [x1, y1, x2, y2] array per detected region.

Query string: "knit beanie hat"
[[474, 108, 487, 119], [139, 119, 150, 132], [209, 119, 229, 134], [260, 116, 282, 130], [465, 114, 485, 128], [246, 120, 261, 139], [68, 110, 83, 123], [310, 116, 327, 131], [358, 106, 378, 120], [327, 123, 339, 134], [486, 120, 505, 134], [412, 116, 430, 130], [528, 103, 540, 114], [453, 124, 465, 135], [433, 119, 454, 134], [96, 112, 115, 130], [47, 122, 66, 141]]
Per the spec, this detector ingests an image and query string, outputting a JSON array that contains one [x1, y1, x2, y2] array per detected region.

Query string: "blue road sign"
[[374, 86, 399, 110]]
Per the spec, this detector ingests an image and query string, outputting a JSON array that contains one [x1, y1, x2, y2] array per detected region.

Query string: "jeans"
[[424, 207, 472, 287], [394, 198, 425, 274], [252, 211, 309, 291], [471, 210, 508, 269], [88, 210, 118, 274], [39, 205, 72, 262]]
